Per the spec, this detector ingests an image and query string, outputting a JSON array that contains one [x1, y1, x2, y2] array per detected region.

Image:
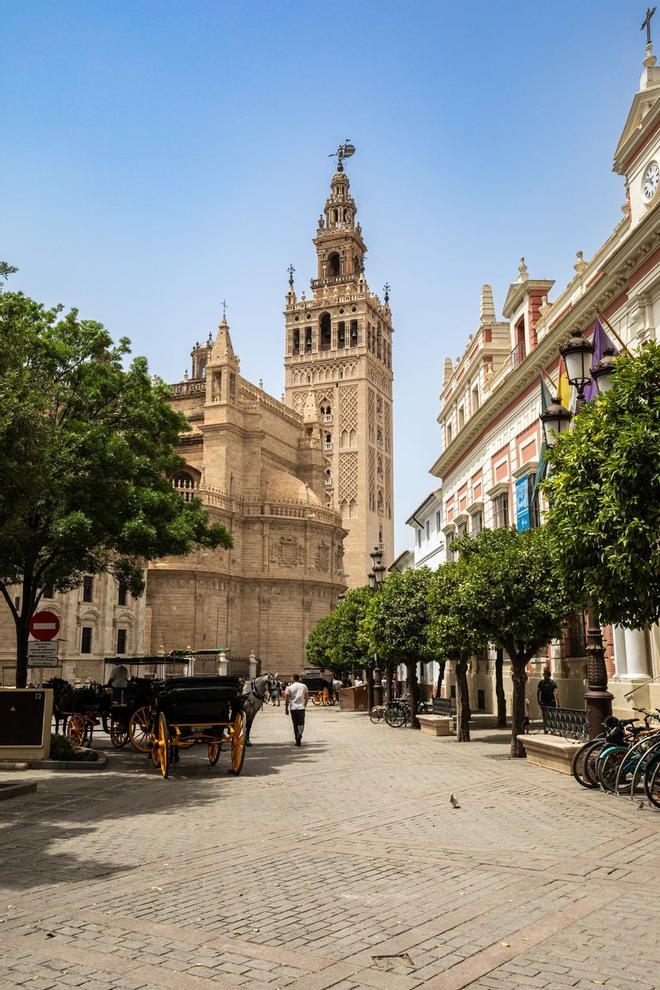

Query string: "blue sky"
[[2, 0, 645, 552]]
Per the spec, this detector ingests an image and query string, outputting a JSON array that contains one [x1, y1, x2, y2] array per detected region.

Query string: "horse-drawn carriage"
[[148, 675, 246, 779], [302, 675, 336, 707]]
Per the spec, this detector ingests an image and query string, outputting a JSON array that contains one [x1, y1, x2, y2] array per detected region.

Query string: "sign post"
[[28, 611, 61, 684]]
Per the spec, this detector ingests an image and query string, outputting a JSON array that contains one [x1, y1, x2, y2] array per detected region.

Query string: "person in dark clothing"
[[537, 668, 558, 708]]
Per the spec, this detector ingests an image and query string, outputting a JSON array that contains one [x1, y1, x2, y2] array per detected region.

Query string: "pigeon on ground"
[[450, 793, 461, 808]]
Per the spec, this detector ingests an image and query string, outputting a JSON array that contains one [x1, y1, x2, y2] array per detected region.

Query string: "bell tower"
[[284, 151, 394, 587]]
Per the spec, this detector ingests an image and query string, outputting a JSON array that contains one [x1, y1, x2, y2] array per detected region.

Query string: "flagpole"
[[596, 311, 632, 356]]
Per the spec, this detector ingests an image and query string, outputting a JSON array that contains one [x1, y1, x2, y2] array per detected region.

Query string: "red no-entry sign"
[[29, 610, 60, 641]]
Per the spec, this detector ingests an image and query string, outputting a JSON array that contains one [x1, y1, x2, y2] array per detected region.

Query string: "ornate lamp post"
[[369, 545, 386, 706], [540, 329, 616, 737]]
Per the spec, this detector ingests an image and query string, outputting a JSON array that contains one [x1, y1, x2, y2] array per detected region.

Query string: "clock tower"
[[283, 156, 394, 588]]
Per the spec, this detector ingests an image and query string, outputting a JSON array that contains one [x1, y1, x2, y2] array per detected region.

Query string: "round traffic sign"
[[29, 610, 60, 641]]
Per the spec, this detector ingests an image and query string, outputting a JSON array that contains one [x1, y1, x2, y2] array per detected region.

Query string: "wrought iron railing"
[[540, 706, 588, 740]]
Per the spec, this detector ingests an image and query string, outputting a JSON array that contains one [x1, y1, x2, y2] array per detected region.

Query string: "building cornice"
[[430, 211, 660, 481]]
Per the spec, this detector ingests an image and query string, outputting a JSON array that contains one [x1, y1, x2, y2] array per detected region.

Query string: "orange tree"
[[363, 568, 434, 729]]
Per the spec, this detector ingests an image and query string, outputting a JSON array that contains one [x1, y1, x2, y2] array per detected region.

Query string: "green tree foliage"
[[543, 342, 660, 629], [306, 587, 373, 675], [427, 562, 487, 741], [0, 292, 232, 687], [455, 527, 577, 757], [364, 568, 434, 728]]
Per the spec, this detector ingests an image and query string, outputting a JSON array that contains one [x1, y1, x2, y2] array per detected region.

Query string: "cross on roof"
[[642, 6, 656, 45], [221, 299, 228, 318]]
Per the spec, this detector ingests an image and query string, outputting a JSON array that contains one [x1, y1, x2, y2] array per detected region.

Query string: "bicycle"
[[571, 715, 638, 789], [385, 699, 411, 727], [369, 705, 386, 724], [595, 708, 660, 792], [613, 707, 660, 797]]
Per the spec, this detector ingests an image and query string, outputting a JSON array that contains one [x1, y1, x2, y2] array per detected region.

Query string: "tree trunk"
[[366, 666, 374, 712], [495, 648, 507, 728], [406, 662, 420, 729], [510, 659, 528, 758], [454, 658, 470, 742], [435, 659, 446, 698], [385, 660, 395, 703]]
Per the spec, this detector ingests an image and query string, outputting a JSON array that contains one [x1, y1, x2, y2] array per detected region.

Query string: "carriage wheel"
[[311, 692, 321, 706], [322, 688, 330, 706], [157, 712, 170, 778], [66, 714, 87, 748], [110, 718, 129, 748], [230, 711, 246, 775], [208, 740, 221, 766], [128, 706, 152, 753]]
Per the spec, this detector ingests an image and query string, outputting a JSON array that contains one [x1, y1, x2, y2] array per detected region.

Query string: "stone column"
[[623, 628, 649, 680], [612, 626, 627, 678], [248, 650, 258, 678]]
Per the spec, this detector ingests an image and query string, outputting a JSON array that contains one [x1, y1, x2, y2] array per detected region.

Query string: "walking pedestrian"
[[284, 674, 308, 747], [270, 678, 281, 706]]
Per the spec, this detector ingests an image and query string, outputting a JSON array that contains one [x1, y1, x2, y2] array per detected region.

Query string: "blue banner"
[[516, 476, 530, 531]]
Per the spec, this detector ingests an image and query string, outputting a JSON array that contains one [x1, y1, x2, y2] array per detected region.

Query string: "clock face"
[[642, 160, 660, 201]]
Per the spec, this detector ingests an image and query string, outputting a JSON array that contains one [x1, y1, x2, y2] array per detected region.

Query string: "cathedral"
[[145, 156, 394, 672], [0, 155, 394, 682]]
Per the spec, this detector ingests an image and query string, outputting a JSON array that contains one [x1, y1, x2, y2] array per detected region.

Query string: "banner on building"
[[515, 476, 530, 531]]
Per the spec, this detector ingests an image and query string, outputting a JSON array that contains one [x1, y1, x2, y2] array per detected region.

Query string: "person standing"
[[108, 663, 129, 704], [284, 674, 309, 747], [537, 667, 558, 710]]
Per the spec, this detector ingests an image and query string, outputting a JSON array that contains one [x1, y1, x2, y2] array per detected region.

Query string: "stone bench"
[[521, 734, 582, 774], [417, 714, 453, 737]]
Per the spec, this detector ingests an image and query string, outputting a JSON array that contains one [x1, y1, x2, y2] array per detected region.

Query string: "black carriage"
[[46, 680, 111, 748], [103, 657, 191, 751], [148, 675, 246, 779]]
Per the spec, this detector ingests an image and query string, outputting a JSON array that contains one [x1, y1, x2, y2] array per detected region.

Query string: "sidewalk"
[[0, 707, 658, 989]]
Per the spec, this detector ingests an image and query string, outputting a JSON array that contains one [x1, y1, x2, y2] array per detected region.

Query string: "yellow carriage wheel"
[[208, 740, 221, 766], [322, 687, 330, 706], [157, 711, 170, 779], [128, 706, 151, 753], [311, 692, 321, 706], [230, 711, 246, 775], [66, 714, 87, 748]]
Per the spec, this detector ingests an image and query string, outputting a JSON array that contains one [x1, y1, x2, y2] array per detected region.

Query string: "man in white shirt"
[[284, 674, 309, 747]]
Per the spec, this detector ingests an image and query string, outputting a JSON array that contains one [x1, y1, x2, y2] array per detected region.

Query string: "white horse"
[[242, 672, 278, 745]]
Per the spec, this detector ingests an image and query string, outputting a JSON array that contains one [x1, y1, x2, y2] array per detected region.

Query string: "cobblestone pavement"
[[1, 708, 659, 990]]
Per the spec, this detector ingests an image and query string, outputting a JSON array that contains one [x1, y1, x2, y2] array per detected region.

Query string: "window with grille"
[[472, 510, 483, 535], [493, 493, 509, 529]]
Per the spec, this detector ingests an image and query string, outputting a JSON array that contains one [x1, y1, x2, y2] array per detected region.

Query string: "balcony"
[[511, 341, 526, 368]]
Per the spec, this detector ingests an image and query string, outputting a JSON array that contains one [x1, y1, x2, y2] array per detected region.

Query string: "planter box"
[[521, 735, 581, 774], [417, 715, 453, 737]]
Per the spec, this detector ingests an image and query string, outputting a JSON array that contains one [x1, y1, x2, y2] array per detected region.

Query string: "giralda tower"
[[283, 151, 394, 587]]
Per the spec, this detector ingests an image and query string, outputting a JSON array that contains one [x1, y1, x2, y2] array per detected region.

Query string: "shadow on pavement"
[[0, 734, 324, 893]]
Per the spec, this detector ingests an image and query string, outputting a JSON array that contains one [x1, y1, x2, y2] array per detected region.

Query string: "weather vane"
[[221, 298, 228, 319], [287, 264, 295, 287], [642, 6, 656, 46], [329, 139, 356, 171], [383, 282, 391, 304]]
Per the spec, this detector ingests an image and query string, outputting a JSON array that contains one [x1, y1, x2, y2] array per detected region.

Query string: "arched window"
[[328, 252, 340, 275], [325, 432, 332, 451], [172, 471, 196, 502], [320, 403, 332, 423], [349, 429, 356, 448], [319, 312, 331, 351]]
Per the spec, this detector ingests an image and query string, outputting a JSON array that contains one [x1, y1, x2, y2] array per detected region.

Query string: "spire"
[[313, 151, 367, 285], [479, 284, 496, 325], [211, 312, 239, 369]]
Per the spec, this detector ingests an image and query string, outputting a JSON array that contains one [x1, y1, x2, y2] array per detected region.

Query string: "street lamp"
[[369, 545, 386, 706], [592, 347, 617, 394], [540, 396, 572, 448], [561, 328, 594, 404], [541, 331, 613, 738]]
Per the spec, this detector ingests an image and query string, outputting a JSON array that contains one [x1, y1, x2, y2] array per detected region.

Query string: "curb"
[[0, 781, 38, 801], [0, 752, 107, 772]]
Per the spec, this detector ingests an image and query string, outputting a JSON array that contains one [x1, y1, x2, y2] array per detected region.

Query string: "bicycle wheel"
[[629, 735, 660, 800], [583, 739, 608, 787], [385, 704, 406, 728], [617, 733, 660, 797], [597, 747, 627, 793], [571, 740, 599, 789], [643, 750, 660, 808], [369, 707, 385, 724]]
